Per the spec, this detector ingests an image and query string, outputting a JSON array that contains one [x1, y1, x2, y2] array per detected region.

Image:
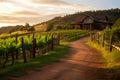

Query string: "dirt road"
[[14, 37, 114, 80]]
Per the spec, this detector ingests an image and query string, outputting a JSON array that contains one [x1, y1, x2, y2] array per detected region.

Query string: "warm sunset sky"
[[0, 0, 120, 27]]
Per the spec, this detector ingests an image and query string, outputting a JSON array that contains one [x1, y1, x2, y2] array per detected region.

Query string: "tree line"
[[44, 8, 120, 31]]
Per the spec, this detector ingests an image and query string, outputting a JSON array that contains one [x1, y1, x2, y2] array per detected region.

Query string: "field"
[[0, 32, 60, 68]]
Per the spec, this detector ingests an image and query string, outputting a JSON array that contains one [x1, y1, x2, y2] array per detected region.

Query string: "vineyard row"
[[0, 33, 60, 68]]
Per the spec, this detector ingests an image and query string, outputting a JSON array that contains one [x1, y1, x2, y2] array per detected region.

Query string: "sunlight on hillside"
[[34, 24, 47, 31]]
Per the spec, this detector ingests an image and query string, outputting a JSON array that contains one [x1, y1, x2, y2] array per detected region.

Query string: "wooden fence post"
[[45, 35, 48, 52], [33, 32, 34, 39], [109, 34, 113, 52], [95, 34, 97, 42], [51, 34, 54, 50], [93, 34, 96, 42], [92, 34, 94, 42], [57, 33, 60, 45], [102, 33, 105, 47], [21, 37, 27, 63], [90, 31, 92, 41], [11, 52, 15, 65], [15, 34, 18, 60], [15, 34, 18, 44], [45, 35, 47, 43], [28, 34, 30, 38], [97, 32, 99, 44], [32, 38, 36, 58], [2, 53, 9, 68]]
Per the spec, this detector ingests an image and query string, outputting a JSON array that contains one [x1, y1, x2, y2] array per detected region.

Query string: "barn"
[[71, 15, 113, 30]]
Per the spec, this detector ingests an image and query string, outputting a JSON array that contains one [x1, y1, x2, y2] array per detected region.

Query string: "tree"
[[113, 18, 120, 28], [46, 23, 53, 31], [24, 23, 35, 31], [25, 23, 30, 30], [27, 26, 35, 31]]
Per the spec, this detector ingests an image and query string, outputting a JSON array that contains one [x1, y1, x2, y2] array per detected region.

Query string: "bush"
[[46, 24, 53, 31], [103, 18, 120, 46]]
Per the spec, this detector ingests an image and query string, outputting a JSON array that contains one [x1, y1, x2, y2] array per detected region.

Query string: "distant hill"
[[0, 26, 15, 34], [38, 8, 120, 31], [0, 8, 120, 34], [0, 23, 34, 34]]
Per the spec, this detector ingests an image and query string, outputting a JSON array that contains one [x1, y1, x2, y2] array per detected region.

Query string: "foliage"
[[57, 30, 89, 41], [87, 18, 120, 69], [0, 32, 58, 68], [0, 31, 28, 39], [103, 18, 120, 46], [0, 30, 88, 79], [27, 26, 35, 31], [87, 41, 120, 69], [0, 30, 87, 68], [0, 23, 35, 34], [113, 18, 120, 28], [0, 44, 69, 80], [46, 23, 53, 31], [40, 8, 120, 30], [24, 23, 35, 31]]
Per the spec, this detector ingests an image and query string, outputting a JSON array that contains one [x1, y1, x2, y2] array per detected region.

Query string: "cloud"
[[29, 0, 71, 6], [0, 16, 18, 23], [0, 1, 26, 15], [0, 0, 4, 2], [0, 12, 65, 25], [0, 15, 40, 24], [12, 10, 40, 17], [0, 0, 96, 27], [28, 0, 95, 11]]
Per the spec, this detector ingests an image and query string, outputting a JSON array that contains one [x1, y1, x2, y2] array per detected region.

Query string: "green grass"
[[86, 41, 120, 69], [0, 43, 69, 80], [57, 30, 89, 42], [67, 33, 89, 42]]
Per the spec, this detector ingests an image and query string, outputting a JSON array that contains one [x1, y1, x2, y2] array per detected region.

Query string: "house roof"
[[72, 15, 113, 25]]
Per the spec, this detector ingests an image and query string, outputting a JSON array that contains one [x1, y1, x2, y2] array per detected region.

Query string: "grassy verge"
[[0, 43, 69, 80], [86, 41, 120, 69]]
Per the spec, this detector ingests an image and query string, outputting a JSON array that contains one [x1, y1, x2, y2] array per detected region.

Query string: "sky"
[[0, 0, 120, 27]]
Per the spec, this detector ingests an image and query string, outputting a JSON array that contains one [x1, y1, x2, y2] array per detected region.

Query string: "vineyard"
[[59, 30, 89, 41], [0, 32, 60, 68], [0, 30, 88, 70]]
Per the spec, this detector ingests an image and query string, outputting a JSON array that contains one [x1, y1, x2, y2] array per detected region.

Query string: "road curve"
[[13, 37, 113, 80]]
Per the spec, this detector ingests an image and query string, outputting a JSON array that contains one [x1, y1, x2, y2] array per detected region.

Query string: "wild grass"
[[87, 41, 120, 69]]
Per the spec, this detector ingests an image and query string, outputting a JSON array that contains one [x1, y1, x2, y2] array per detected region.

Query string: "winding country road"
[[14, 37, 114, 80]]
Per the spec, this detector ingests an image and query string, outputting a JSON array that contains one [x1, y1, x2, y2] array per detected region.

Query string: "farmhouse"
[[72, 15, 113, 30]]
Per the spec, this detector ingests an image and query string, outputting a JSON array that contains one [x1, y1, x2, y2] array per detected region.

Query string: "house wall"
[[83, 17, 94, 24]]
